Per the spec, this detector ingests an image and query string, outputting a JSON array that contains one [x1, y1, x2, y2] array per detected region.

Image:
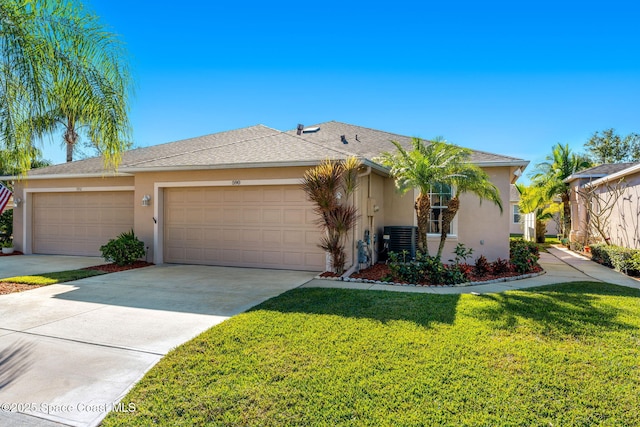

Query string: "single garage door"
[[33, 191, 134, 256], [164, 186, 325, 271]]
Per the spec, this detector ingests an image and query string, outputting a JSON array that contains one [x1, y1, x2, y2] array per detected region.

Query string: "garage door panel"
[[33, 191, 134, 256], [263, 189, 283, 202], [164, 186, 324, 271], [204, 208, 223, 223]]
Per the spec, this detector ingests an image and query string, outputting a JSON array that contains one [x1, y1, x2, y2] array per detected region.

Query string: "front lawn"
[[103, 283, 640, 426]]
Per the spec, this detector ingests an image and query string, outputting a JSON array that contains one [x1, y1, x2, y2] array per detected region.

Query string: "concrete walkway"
[[301, 245, 640, 293]]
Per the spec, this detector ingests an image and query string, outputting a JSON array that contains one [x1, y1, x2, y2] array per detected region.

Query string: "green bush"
[[510, 239, 540, 273], [591, 244, 640, 275], [100, 230, 146, 266], [387, 251, 464, 285], [590, 244, 611, 267], [0, 209, 12, 243]]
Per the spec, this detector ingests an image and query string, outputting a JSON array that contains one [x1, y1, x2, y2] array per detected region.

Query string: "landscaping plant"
[[510, 239, 540, 273], [100, 229, 145, 266], [301, 157, 361, 274]]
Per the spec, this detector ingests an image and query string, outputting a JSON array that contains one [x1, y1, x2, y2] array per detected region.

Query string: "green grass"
[[103, 283, 640, 426], [0, 269, 105, 285]]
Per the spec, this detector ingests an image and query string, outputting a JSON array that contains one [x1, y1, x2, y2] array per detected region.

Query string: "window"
[[428, 183, 453, 234], [513, 204, 521, 224]]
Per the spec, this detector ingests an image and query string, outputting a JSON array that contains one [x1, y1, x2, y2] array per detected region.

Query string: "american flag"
[[0, 183, 11, 213]]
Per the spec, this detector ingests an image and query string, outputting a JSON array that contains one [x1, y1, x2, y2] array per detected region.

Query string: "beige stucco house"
[[566, 162, 640, 248], [8, 121, 527, 271]]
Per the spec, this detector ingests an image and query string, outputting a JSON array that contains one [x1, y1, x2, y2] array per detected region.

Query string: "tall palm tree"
[[0, 0, 132, 172], [36, 3, 132, 163], [378, 138, 467, 256], [531, 143, 591, 238], [437, 162, 503, 258]]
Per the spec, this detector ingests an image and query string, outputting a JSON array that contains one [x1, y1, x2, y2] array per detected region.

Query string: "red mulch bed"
[[0, 251, 24, 257], [348, 263, 542, 286], [84, 261, 154, 273]]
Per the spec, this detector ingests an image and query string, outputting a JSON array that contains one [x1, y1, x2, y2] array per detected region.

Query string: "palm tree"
[[378, 138, 469, 256], [531, 143, 591, 238], [437, 162, 503, 258], [515, 183, 559, 243], [36, 4, 133, 163], [0, 0, 132, 172]]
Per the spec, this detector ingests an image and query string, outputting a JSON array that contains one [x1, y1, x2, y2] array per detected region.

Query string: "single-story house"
[[566, 162, 640, 248], [8, 121, 528, 271]]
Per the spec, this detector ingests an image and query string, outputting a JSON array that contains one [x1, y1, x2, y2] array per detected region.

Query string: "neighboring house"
[[566, 163, 640, 247], [6, 121, 528, 270], [509, 184, 560, 237]]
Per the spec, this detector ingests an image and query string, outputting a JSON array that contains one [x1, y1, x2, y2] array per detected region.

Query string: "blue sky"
[[42, 0, 640, 181]]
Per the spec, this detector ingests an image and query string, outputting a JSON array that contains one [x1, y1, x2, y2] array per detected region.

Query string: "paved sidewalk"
[[301, 245, 640, 294]]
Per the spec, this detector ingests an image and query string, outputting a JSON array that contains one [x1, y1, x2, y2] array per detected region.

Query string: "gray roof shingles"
[[26, 121, 527, 177]]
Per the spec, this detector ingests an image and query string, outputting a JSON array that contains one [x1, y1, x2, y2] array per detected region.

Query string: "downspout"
[[342, 166, 372, 279]]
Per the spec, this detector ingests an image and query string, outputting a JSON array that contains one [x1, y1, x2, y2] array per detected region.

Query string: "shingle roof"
[[25, 121, 528, 177], [286, 121, 527, 165], [565, 162, 638, 182]]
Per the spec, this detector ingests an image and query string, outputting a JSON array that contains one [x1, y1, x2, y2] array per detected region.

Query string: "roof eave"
[[586, 163, 640, 187], [1, 172, 134, 180]]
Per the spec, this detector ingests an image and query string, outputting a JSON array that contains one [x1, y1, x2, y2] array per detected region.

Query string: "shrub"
[[387, 251, 447, 285], [510, 239, 540, 273], [100, 230, 146, 266], [590, 244, 611, 267], [570, 241, 584, 252], [442, 264, 468, 285], [473, 255, 491, 276], [492, 258, 512, 274], [591, 244, 640, 275], [0, 209, 12, 243]]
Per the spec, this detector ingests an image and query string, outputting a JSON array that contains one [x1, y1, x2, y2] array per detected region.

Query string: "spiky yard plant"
[[302, 157, 361, 274]]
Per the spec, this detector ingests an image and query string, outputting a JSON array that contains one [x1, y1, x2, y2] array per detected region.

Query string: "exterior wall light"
[[13, 197, 22, 208], [142, 195, 151, 206]]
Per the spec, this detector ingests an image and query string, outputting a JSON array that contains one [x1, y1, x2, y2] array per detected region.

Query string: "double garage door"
[[33, 191, 134, 256], [164, 186, 325, 271], [32, 186, 325, 271]]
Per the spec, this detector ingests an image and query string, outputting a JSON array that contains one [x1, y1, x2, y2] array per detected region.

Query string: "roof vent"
[[303, 126, 320, 133], [341, 135, 348, 144], [296, 124, 304, 135]]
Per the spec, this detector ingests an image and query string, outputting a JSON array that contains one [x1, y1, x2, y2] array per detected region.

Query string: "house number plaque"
[[231, 180, 241, 185]]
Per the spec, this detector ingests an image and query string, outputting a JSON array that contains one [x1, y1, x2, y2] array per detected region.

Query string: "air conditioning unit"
[[382, 226, 418, 260]]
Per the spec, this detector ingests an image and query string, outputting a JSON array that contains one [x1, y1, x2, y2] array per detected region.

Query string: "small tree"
[[301, 157, 361, 274], [516, 183, 558, 243], [576, 178, 626, 246], [378, 138, 461, 255]]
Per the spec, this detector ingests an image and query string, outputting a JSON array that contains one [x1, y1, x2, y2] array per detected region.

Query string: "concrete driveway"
[[0, 256, 316, 427]]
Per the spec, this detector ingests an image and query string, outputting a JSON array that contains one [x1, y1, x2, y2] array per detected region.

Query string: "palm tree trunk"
[[415, 192, 430, 256], [562, 193, 570, 238], [64, 117, 78, 163], [437, 196, 459, 259]]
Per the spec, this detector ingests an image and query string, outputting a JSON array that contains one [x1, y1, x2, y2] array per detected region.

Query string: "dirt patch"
[[0, 282, 45, 295], [84, 261, 154, 273]]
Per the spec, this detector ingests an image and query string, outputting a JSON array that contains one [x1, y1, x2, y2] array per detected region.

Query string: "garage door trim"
[[153, 179, 308, 265]]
